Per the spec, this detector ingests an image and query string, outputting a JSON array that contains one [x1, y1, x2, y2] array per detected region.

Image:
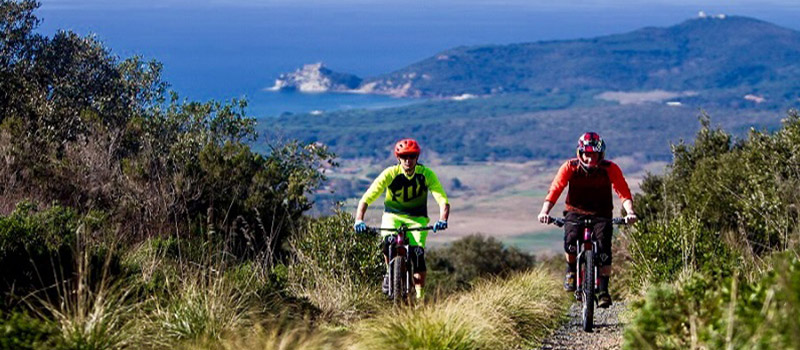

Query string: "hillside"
[[272, 15, 800, 162], [273, 93, 784, 161], [271, 15, 800, 104], [364, 15, 800, 100]]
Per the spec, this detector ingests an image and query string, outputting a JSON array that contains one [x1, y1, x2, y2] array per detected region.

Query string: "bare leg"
[[413, 271, 426, 299], [413, 271, 426, 287]]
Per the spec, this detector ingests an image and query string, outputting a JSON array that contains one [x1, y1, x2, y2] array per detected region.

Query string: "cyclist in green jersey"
[[353, 138, 450, 300]]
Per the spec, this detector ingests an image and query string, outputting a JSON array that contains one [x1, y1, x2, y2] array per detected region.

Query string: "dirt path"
[[536, 301, 627, 350]]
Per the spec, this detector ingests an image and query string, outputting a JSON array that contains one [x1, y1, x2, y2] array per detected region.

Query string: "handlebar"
[[546, 216, 627, 228], [367, 226, 435, 234]]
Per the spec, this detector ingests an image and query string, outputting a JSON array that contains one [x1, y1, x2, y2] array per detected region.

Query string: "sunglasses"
[[398, 154, 418, 160]]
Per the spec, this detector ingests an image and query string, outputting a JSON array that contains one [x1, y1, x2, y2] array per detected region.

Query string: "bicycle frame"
[[370, 225, 434, 303], [575, 222, 595, 302], [549, 216, 625, 332], [386, 230, 412, 301]]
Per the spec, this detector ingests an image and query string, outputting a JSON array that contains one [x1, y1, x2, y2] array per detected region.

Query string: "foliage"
[[630, 112, 800, 284], [275, 95, 784, 162], [31, 226, 142, 350], [623, 110, 800, 347], [625, 253, 800, 350], [286, 210, 383, 322], [427, 234, 535, 292], [624, 215, 736, 290], [0, 1, 336, 263], [0, 311, 55, 350], [0, 202, 111, 309]]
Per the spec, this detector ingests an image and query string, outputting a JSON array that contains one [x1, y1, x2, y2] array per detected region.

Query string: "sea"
[[36, 1, 800, 118]]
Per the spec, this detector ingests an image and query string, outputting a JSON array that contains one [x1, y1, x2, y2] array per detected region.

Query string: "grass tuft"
[[350, 267, 568, 350]]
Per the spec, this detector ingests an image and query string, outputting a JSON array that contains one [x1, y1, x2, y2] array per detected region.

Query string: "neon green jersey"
[[360, 164, 449, 218]]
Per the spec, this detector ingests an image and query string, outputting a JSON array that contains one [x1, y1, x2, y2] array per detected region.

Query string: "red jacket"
[[545, 159, 632, 218]]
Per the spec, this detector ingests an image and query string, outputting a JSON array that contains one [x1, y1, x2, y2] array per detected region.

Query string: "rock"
[[268, 63, 362, 93], [269, 63, 425, 98]]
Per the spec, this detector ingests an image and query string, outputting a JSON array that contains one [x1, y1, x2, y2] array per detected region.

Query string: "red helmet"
[[394, 138, 421, 157], [576, 132, 605, 167]]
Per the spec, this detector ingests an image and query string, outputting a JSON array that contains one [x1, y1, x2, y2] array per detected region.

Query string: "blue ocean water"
[[247, 91, 417, 117], [36, 1, 800, 117]]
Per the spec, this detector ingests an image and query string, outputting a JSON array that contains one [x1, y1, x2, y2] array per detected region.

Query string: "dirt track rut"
[[536, 301, 627, 350]]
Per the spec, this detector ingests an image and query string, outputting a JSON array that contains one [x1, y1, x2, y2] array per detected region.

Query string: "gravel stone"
[[536, 300, 627, 350]]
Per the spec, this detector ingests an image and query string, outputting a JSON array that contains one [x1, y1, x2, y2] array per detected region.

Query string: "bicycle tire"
[[391, 256, 405, 303], [582, 250, 595, 332]]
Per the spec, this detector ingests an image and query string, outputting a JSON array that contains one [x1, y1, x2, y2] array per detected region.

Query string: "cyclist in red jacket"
[[537, 132, 637, 308]]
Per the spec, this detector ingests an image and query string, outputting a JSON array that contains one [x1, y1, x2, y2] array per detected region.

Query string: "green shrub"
[[622, 112, 800, 348], [634, 113, 800, 263], [287, 210, 383, 322], [0, 2, 337, 264], [427, 234, 535, 292], [625, 216, 735, 289], [0, 311, 55, 350], [627, 112, 800, 289], [0, 202, 81, 308], [625, 253, 800, 350]]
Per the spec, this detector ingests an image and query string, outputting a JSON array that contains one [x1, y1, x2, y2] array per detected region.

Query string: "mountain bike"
[[548, 216, 627, 332], [368, 224, 434, 304]]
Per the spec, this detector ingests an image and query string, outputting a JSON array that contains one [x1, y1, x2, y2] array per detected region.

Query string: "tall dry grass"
[[286, 250, 383, 323], [194, 322, 342, 350], [349, 267, 568, 350], [31, 225, 143, 350]]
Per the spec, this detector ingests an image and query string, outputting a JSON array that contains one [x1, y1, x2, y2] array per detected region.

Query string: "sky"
[[38, 0, 800, 7], [35, 0, 800, 101]]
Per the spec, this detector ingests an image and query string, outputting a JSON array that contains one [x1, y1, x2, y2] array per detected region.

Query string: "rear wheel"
[[582, 250, 595, 332], [391, 257, 406, 303]]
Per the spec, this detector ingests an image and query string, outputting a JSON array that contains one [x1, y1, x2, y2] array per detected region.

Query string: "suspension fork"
[[575, 226, 595, 293], [388, 234, 409, 296], [387, 234, 408, 261]]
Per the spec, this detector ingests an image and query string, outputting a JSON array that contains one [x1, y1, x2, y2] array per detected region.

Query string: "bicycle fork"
[[575, 227, 597, 301], [387, 241, 409, 299]]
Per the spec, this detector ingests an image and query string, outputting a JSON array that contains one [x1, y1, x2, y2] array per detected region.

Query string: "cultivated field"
[[329, 157, 666, 253]]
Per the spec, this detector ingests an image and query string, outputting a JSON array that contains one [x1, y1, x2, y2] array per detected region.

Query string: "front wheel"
[[582, 250, 595, 332], [391, 257, 406, 303]]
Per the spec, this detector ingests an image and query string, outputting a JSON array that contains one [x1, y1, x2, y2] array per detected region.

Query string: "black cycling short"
[[382, 235, 427, 273], [563, 211, 614, 266]]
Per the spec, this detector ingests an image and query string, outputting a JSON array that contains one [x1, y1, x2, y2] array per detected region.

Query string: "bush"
[[623, 111, 800, 349], [287, 210, 383, 322], [628, 112, 800, 287], [624, 216, 735, 290], [0, 202, 84, 308], [625, 253, 800, 350], [427, 234, 535, 292], [0, 2, 336, 264], [0, 311, 55, 350]]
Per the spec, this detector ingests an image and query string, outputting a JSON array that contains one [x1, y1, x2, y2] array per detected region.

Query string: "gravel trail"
[[536, 301, 627, 350]]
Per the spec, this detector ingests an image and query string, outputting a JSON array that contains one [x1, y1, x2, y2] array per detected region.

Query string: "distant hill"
[[362, 16, 800, 100], [272, 15, 800, 103], [272, 16, 799, 162]]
